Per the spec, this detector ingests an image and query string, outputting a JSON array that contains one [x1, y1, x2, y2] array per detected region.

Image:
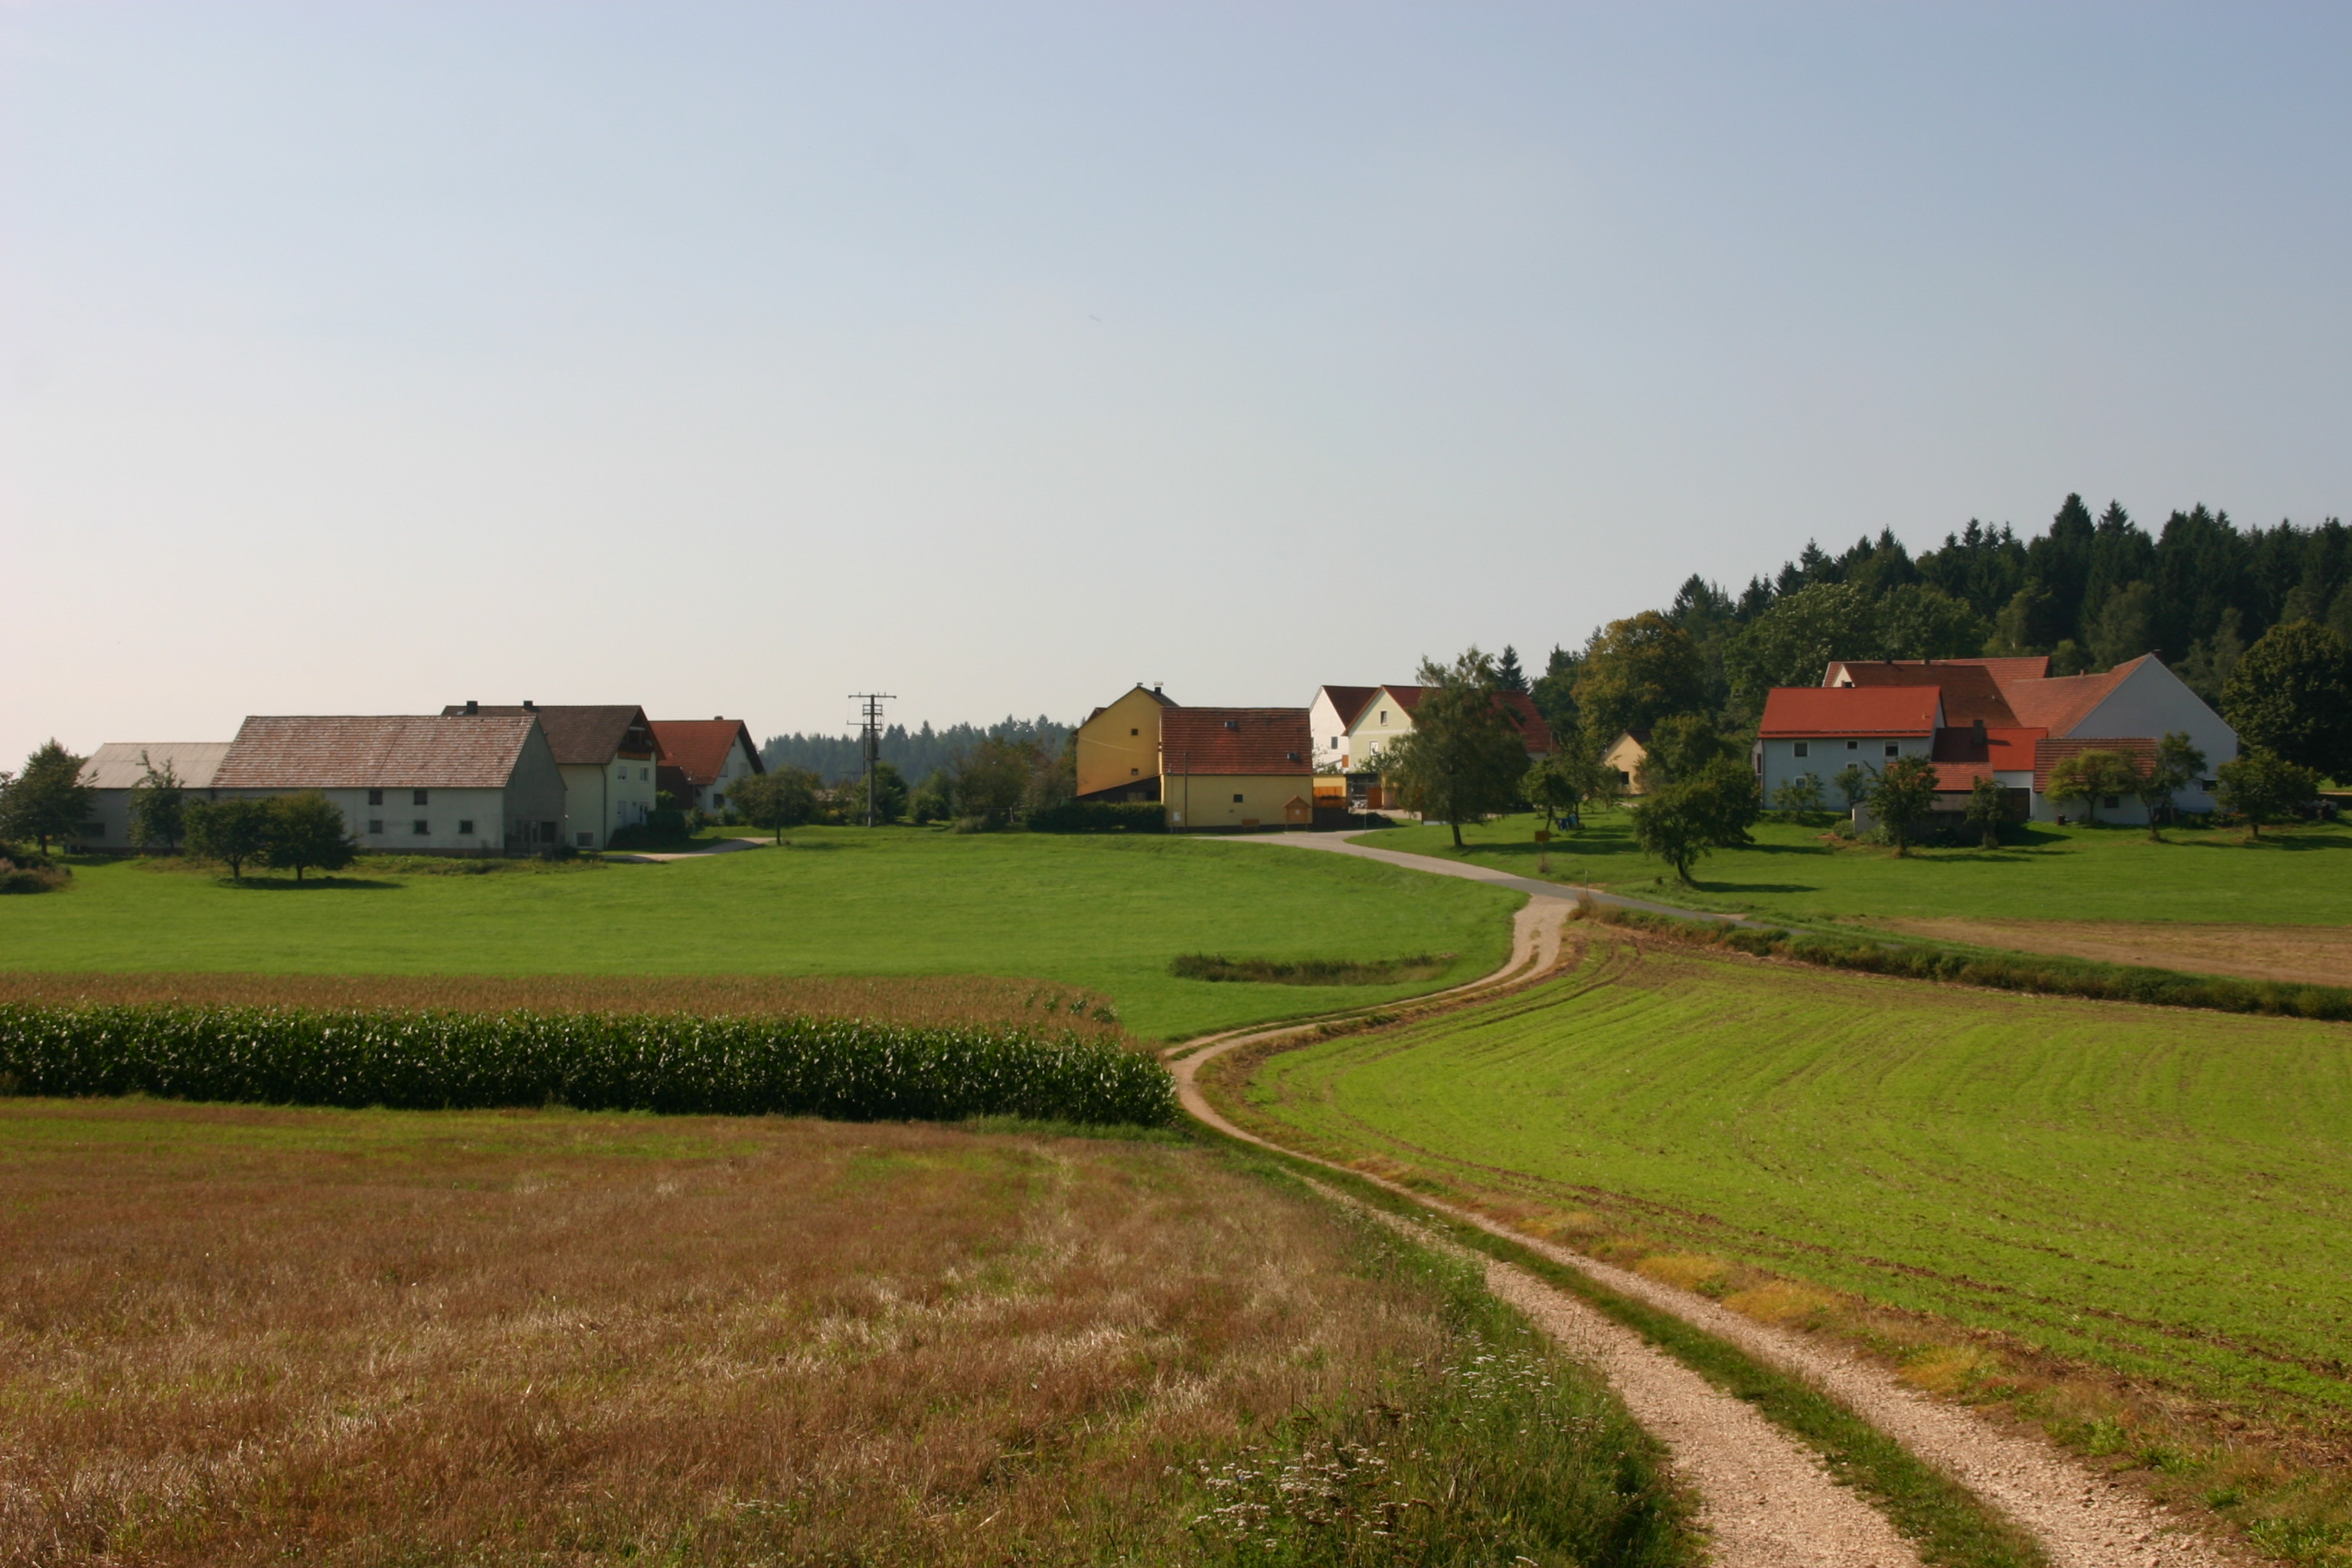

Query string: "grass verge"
[[1230, 1142, 2045, 1568]]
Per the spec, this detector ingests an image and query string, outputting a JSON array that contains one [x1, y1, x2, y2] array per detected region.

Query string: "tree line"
[[759, 715, 1072, 786]]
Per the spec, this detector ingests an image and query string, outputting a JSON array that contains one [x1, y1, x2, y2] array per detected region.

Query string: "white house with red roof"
[[1341, 684, 1554, 776], [1759, 655, 2235, 825], [649, 718, 765, 816], [1308, 685, 1381, 772]]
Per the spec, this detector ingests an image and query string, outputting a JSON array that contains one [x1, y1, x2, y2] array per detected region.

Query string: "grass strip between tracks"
[[1240, 1138, 2049, 1568]]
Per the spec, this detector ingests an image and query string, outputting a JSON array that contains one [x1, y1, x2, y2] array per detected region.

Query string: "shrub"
[[1027, 801, 1167, 834], [0, 855, 70, 894], [0, 1004, 1179, 1126], [1169, 952, 1448, 985], [609, 808, 691, 850]]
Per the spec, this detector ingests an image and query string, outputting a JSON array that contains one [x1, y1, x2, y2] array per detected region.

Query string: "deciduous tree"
[[0, 740, 95, 855], [129, 753, 186, 852], [1572, 613, 1709, 742], [951, 737, 1037, 828], [2045, 750, 2141, 825], [263, 792, 358, 881], [2215, 749, 2321, 841], [732, 769, 819, 841], [2222, 621, 2352, 780], [184, 798, 274, 880], [1962, 775, 2010, 848], [1628, 758, 1759, 884], [2133, 731, 2207, 841], [1867, 753, 1942, 855], [1377, 648, 1530, 848], [1770, 773, 1826, 818], [1831, 763, 1873, 813]]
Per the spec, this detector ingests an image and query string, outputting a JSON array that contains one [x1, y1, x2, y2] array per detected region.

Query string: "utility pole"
[[848, 693, 896, 827]]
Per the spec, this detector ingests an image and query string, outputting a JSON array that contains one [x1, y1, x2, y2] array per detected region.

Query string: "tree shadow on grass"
[[217, 875, 401, 890], [1686, 881, 1817, 895], [2174, 831, 2351, 854]]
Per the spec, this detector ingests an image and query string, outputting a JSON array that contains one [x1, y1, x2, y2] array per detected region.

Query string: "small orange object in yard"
[[1534, 828, 1552, 842]]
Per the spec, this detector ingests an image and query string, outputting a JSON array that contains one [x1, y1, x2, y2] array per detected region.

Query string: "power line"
[[848, 693, 896, 827]]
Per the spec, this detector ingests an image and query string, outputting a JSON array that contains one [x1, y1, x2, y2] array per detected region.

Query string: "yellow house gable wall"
[[1344, 687, 1416, 773], [1602, 733, 1651, 794], [1076, 687, 1169, 798], [1163, 773, 1311, 831]]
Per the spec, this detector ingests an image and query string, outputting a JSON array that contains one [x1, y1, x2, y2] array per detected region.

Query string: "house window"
[[413, 789, 429, 805], [1130, 727, 1139, 736], [1233, 793, 1244, 803], [577, 831, 593, 847], [2102, 795, 2120, 809], [368, 789, 384, 806], [368, 819, 384, 835], [541, 821, 558, 842], [412, 820, 430, 835], [457, 819, 475, 835], [641, 767, 649, 781], [714, 792, 726, 807], [1884, 743, 1899, 758], [1379, 710, 1388, 724], [1129, 767, 1138, 776], [1793, 741, 1810, 758], [1847, 740, 1859, 750]]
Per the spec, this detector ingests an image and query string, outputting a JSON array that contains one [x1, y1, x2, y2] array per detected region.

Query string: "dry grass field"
[[0, 971, 1125, 1036], [1877, 918, 2352, 989], [0, 1099, 1683, 1567]]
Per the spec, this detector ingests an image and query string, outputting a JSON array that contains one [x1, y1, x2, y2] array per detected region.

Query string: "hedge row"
[[0, 1004, 1179, 1125], [1025, 801, 1167, 834], [1588, 905, 2352, 1023]]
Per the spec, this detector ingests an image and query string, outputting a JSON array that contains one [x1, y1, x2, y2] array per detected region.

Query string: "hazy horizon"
[[6, 3, 2348, 764]]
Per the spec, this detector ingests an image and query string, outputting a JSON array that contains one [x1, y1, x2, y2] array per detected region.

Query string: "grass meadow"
[[1367, 810, 2352, 931], [1219, 929, 2352, 1436], [0, 1100, 1688, 1568], [0, 828, 1518, 1040]]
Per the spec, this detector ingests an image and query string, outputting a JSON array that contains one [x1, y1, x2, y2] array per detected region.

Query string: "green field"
[[0, 829, 1517, 1040], [1229, 929, 2352, 1429], [1367, 810, 2352, 928]]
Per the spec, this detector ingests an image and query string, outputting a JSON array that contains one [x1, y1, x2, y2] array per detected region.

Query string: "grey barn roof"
[[79, 742, 232, 791], [214, 716, 541, 790], [439, 704, 658, 766]]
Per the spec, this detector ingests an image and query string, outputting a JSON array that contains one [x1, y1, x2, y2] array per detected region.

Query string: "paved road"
[[1227, 830, 1792, 929]]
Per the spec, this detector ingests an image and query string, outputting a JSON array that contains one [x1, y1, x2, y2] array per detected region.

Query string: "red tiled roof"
[[648, 719, 763, 788], [1759, 687, 1940, 737], [1160, 708, 1312, 775], [214, 715, 540, 789], [1828, 662, 2021, 727], [442, 704, 659, 766], [1365, 684, 1550, 753], [1316, 684, 1382, 730], [1929, 725, 2046, 769], [2032, 736, 2155, 794], [1999, 658, 2145, 736]]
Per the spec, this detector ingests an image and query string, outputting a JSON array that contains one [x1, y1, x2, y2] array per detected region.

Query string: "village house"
[[1159, 708, 1315, 831], [73, 742, 231, 846], [1757, 655, 2236, 824], [207, 714, 569, 854], [650, 718, 765, 815], [1307, 685, 1380, 773], [1073, 684, 1177, 802], [1600, 730, 1651, 795], [1341, 684, 1556, 799], [442, 701, 662, 850]]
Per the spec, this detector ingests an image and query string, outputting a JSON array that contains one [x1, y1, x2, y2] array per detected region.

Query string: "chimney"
[[523, 699, 535, 711], [714, 715, 724, 721], [464, 699, 479, 715]]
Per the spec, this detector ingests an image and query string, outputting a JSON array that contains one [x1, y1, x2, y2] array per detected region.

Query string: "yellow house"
[[1343, 686, 1421, 773], [1158, 707, 1315, 831], [1601, 730, 1651, 795], [1075, 684, 1176, 801]]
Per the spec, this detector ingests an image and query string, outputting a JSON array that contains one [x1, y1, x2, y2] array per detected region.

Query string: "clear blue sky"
[[5, 3, 2347, 763]]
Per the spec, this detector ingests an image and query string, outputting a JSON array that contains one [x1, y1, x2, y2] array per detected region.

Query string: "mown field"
[[0, 1100, 1687, 1567], [1220, 928, 2352, 1437], [1369, 810, 2352, 933], [0, 829, 1518, 1040]]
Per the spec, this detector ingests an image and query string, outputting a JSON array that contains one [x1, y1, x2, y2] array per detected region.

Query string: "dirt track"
[[1170, 896, 2236, 1568]]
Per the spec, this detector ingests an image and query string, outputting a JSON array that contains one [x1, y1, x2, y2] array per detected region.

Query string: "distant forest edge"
[[762, 716, 1073, 786], [1526, 495, 2352, 737]]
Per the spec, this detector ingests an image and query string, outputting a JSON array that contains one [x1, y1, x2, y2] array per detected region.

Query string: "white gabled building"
[[442, 701, 662, 850], [210, 714, 570, 854], [74, 742, 231, 848]]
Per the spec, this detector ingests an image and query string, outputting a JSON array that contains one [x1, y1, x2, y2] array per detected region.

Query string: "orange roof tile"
[[1160, 709, 1312, 774], [1828, 662, 2021, 727], [648, 719, 763, 788], [1999, 658, 2146, 736], [2032, 735, 2156, 793], [1759, 687, 1941, 737]]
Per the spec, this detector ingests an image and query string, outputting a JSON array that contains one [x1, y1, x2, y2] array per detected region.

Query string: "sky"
[[4, 2, 2349, 762]]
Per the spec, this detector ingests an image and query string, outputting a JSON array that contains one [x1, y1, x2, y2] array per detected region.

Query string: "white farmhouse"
[[210, 714, 569, 854], [650, 717, 765, 815], [74, 742, 230, 848], [442, 701, 662, 850]]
